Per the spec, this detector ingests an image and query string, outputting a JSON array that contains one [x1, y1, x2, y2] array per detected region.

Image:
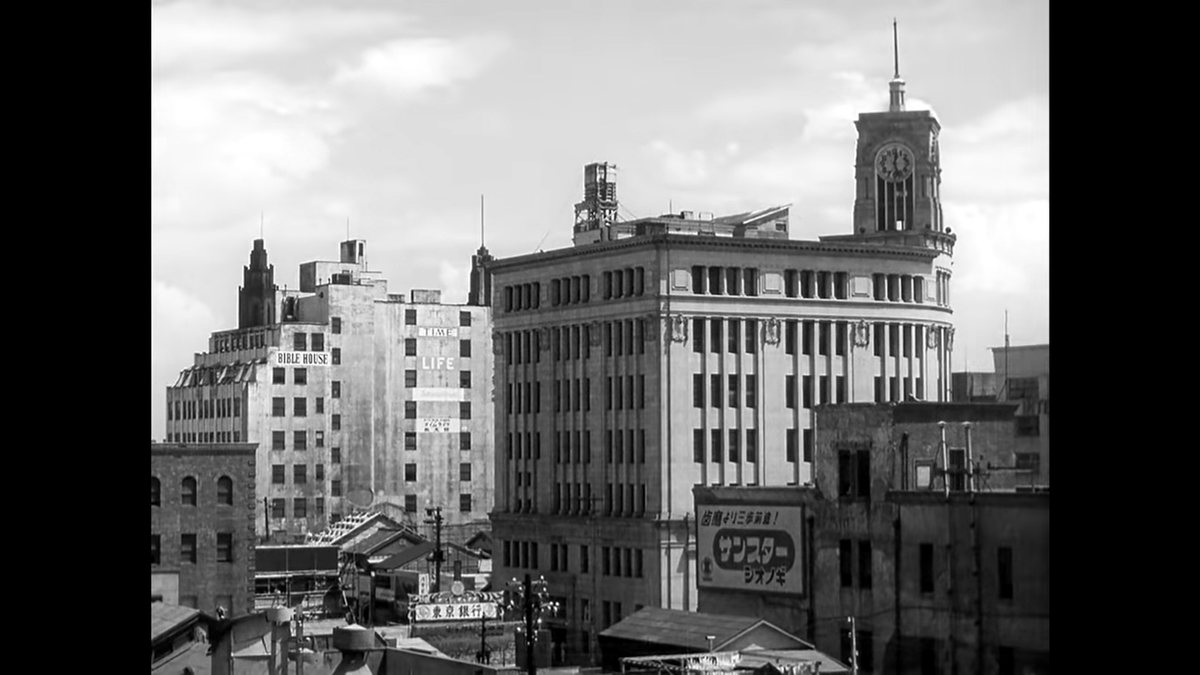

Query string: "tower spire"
[[888, 19, 907, 112]]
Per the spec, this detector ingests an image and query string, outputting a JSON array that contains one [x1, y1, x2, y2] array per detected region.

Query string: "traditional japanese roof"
[[600, 606, 811, 653]]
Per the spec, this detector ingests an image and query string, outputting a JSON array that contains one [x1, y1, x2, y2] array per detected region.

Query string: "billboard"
[[696, 504, 803, 595]]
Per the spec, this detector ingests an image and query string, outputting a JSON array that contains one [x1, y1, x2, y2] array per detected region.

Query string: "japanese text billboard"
[[697, 504, 804, 595]]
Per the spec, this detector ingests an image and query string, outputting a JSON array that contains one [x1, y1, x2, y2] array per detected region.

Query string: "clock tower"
[[849, 21, 946, 240]]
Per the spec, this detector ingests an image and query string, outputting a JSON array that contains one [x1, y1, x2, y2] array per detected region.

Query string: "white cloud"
[[439, 260, 468, 305], [151, 279, 218, 366], [151, 1, 408, 72], [940, 95, 1048, 203], [332, 35, 510, 99], [948, 200, 1049, 295]]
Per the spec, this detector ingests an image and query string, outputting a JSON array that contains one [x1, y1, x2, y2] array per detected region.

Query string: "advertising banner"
[[411, 602, 498, 622], [417, 327, 459, 339], [696, 504, 803, 595], [418, 418, 454, 433], [411, 388, 470, 402]]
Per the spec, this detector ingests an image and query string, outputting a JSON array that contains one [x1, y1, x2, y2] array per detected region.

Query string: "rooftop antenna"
[[893, 18, 900, 79], [888, 19, 907, 112]]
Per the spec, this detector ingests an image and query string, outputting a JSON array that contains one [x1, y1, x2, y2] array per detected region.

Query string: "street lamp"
[[706, 635, 716, 653]]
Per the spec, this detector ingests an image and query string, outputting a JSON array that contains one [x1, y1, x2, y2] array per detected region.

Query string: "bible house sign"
[[697, 504, 804, 596]]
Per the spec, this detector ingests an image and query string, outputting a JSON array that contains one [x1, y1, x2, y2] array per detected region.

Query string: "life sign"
[[274, 351, 330, 367], [419, 357, 456, 370]]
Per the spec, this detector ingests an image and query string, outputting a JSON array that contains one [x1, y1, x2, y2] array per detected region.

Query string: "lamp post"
[[706, 635, 715, 653], [424, 506, 444, 593]]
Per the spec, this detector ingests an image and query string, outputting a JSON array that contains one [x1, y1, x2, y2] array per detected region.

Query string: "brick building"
[[487, 58, 959, 666], [164, 239, 495, 542], [151, 441, 257, 617], [694, 402, 1050, 675]]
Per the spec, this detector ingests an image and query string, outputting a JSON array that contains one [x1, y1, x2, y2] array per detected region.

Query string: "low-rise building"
[[152, 442, 257, 617], [694, 402, 1049, 675]]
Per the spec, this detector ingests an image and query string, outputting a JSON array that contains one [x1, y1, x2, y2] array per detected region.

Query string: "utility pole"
[[848, 616, 858, 675], [425, 506, 444, 593], [524, 574, 535, 675]]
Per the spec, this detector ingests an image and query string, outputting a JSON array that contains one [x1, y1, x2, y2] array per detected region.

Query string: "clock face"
[[876, 143, 915, 182]]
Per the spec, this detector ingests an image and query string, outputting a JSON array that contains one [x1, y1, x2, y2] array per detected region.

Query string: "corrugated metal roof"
[[739, 648, 850, 673], [600, 607, 794, 652], [375, 541, 435, 570]]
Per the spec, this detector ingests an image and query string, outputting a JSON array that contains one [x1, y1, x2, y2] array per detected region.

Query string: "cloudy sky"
[[151, 0, 1049, 438]]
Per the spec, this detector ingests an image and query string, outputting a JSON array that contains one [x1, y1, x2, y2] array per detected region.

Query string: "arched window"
[[151, 477, 161, 506], [217, 476, 233, 505], [181, 476, 197, 506]]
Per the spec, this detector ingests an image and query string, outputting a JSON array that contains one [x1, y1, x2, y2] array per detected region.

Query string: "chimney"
[[331, 624, 377, 675]]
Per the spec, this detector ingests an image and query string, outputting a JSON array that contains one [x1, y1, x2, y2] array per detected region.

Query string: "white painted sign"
[[418, 573, 430, 595], [697, 504, 804, 595], [412, 602, 497, 622], [417, 327, 459, 338], [411, 388, 470, 402], [419, 418, 453, 433], [419, 356, 456, 370], [274, 351, 330, 367]]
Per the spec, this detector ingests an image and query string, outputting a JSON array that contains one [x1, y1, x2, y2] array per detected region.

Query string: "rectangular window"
[[294, 498, 307, 519], [180, 533, 197, 564], [840, 539, 853, 587], [405, 401, 416, 419], [405, 432, 416, 450], [728, 319, 740, 353], [460, 401, 472, 420], [819, 322, 830, 355], [315, 498, 325, 515], [405, 309, 416, 325], [331, 317, 342, 334], [786, 375, 796, 409], [711, 375, 721, 408], [711, 429, 722, 463], [294, 397, 307, 417], [728, 430, 739, 462], [460, 370, 472, 388], [316, 464, 324, 481], [745, 375, 756, 408], [711, 319, 721, 354], [293, 332, 307, 351], [460, 462, 472, 481], [331, 480, 342, 497], [786, 429, 797, 463], [460, 493, 473, 512], [271, 498, 286, 518], [332, 348, 341, 365], [332, 414, 341, 431], [331, 447, 341, 464], [294, 368, 308, 385], [803, 429, 813, 462], [693, 429, 704, 463], [693, 374, 704, 408], [460, 311, 472, 327], [294, 430, 307, 451], [312, 333, 325, 352], [858, 450, 871, 499], [403, 369, 418, 388], [786, 320, 797, 355], [859, 540, 873, 589], [837, 376, 847, 404], [405, 338, 417, 356], [802, 321, 813, 355], [692, 317, 705, 353], [803, 376, 812, 408], [405, 495, 416, 513], [272, 397, 285, 417], [460, 339, 472, 358], [728, 374, 739, 407], [460, 432, 472, 451], [874, 323, 885, 356], [217, 533, 233, 562], [293, 464, 307, 484], [316, 397, 324, 414], [998, 547, 1014, 600], [920, 543, 934, 594], [332, 381, 341, 398], [405, 463, 417, 482], [272, 464, 285, 484], [273, 368, 286, 384], [272, 431, 285, 451], [746, 429, 758, 463]]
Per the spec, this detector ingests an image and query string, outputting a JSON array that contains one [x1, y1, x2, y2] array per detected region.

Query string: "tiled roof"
[[375, 541, 435, 570], [152, 602, 209, 644], [600, 606, 799, 652], [345, 529, 423, 556]]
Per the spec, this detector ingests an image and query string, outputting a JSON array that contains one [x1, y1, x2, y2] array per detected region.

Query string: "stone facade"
[[151, 442, 257, 617]]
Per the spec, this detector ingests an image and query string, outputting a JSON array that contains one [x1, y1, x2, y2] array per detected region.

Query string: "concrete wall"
[[151, 443, 257, 616]]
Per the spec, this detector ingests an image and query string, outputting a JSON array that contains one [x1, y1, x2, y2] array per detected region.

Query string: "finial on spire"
[[888, 19, 907, 112], [893, 18, 900, 79]]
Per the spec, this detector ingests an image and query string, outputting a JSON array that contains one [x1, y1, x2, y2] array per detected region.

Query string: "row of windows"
[[549, 275, 592, 306], [271, 396, 326, 417], [874, 375, 925, 403], [268, 496, 326, 519], [554, 378, 591, 413], [271, 429, 326, 451], [551, 481, 647, 517], [151, 476, 234, 506], [397, 309, 474, 327], [167, 431, 241, 443], [290, 332, 326, 352], [212, 330, 268, 353], [503, 283, 542, 313], [935, 271, 952, 307], [502, 320, 653, 365], [694, 374, 759, 408], [553, 430, 593, 464], [781, 269, 848, 300], [405, 430, 474, 451], [605, 375, 646, 410], [170, 397, 242, 421], [873, 323, 927, 358], [691, 266, 761, 297], [406, 370, 473, 389], [692, 428, 768, 463], [273, 367, 314, 385], [503, 540, 645, 580], [691, 318, 761, 354], [404, 338, 473, 358], [840, 540, 1015, 600], [872, 273, 926, 304], [151, 533, 234, 565], [602, 267, 646, 300], [271, 463, 327, 485], [782, 374, 846, 408]]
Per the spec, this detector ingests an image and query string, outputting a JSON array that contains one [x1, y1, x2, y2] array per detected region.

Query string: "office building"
[[164, 239, 494, 541], [486, 58, 958, 665]]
